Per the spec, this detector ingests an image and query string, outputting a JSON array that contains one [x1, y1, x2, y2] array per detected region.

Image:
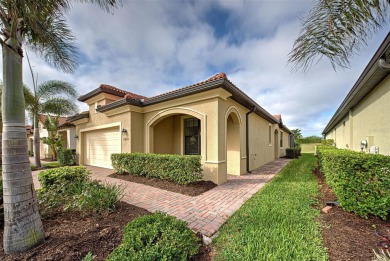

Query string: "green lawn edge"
[[213, 154, 328, 261]]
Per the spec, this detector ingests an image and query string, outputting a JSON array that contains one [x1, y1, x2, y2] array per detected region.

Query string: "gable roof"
[[323, 32, 390, 135], [84, 72, 279, 124], [78, 84, 148, 102]]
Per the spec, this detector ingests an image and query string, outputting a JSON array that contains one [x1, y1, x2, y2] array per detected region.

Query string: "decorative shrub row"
[[57, 148, 76, 166], [38, 166, 123, 215], [286, 148, 301, 158], [111, 153, 203, 185], [107, 212, 200, 261], [317, 146, 390, 220]]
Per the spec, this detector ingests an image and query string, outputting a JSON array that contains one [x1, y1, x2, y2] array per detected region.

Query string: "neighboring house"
[[68, 73, 292, 184], [27, 115, 76, 158], [323, 33, 390, 155]]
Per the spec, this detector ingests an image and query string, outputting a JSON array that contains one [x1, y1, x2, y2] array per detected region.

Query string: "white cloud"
[[1, 1, 388, 136]]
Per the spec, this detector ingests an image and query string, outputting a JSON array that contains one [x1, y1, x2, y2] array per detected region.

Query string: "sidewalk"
[[32, 158, 291, 237]]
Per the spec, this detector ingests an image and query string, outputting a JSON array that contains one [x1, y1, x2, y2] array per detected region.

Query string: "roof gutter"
[[246, 106, 256, 173]]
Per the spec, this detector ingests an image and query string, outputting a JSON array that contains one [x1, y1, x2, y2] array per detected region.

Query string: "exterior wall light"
[[121, 128, 128, 134], [74, 135, 79, 139]]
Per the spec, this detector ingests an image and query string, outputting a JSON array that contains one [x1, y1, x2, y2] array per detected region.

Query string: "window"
[[268, 125, 272, 145], [280, 131, 283, 148], [184, 118, 201, 155]]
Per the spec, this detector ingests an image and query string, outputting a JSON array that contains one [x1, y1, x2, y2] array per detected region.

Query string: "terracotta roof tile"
[[148, 72, 227, 100], [38, 114, 74, 127], [99, 84, 148, 100], [273, 114, 281, 121]]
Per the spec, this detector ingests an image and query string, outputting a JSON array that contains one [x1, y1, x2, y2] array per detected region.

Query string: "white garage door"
[[84, 127, 120, 168]]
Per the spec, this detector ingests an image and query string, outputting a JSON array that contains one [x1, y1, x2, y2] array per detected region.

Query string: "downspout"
[[246, 106, 256, 173]]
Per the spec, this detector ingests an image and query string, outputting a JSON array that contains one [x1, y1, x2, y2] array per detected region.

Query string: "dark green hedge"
[[111, 153, 203, 185], [57, 148, 76, 166], [317, 146, 390, 219], [297, 136, 323, 144], [107, 212, 200, 261], [286, 148, 301, 158]]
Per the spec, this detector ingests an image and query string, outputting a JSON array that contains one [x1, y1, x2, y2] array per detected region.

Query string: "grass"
[[213, 154, 328, 261], [301, 143, 321, 154], [31, 161, 61, 171]]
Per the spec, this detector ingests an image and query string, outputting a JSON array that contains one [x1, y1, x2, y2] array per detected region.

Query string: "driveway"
[[32, 158, 291, 237]]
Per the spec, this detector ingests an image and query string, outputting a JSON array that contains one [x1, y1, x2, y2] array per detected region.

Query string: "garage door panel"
[[84, 127, 120, 168]]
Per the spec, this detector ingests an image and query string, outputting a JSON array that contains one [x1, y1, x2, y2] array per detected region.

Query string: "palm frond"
[[41, 98, 78, 116], [289, 0, 390, 72], [77, 0, 123, 12], [24, 13, 79, 73], [23, 84, 38, 111], [36, 80, 78, 100]]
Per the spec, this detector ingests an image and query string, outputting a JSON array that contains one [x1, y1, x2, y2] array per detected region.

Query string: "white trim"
[[80, 122, 121, 133], [205, 160, 226, 164]]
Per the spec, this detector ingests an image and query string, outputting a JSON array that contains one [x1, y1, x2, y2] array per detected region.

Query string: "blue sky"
[[14, 0, 390, 136]]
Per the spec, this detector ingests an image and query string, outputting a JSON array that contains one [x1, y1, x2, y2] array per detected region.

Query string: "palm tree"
[[24, 79, 78, 168], [42, 115, 65, 160], [1, 0, 122, 253], [289, 0, 390, 71]]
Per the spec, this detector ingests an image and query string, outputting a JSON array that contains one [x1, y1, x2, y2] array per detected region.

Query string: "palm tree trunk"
[[2, 45, 44, 253], [33, 115, 41, 168]]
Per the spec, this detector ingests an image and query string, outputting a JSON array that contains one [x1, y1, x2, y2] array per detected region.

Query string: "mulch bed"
[[314, 167, 390, 261], [109, 173, 217, 196], [0, 202, 211, 261]]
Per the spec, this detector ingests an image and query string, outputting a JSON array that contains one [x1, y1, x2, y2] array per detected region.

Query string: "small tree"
[[42, 115, 63, 160]]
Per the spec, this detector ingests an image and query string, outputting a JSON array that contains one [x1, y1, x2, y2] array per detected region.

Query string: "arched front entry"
[[226, 110, 241, 175], [274, 129, 279, 159], [146, 108, 206, 160]]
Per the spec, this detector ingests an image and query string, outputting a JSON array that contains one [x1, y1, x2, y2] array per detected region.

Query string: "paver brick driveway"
[[32, 158, 290, 237]]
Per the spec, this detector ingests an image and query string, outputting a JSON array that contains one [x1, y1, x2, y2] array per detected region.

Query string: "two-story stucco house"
[[68, 73, 292, 184], [323, 33, 390, 155]]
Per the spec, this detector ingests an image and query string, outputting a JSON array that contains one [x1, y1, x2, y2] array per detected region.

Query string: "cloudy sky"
[[17, 0, 390, 136]]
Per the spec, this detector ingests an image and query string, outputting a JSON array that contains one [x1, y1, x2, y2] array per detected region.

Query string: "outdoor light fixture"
[[121, 128, 128, 134], [74, 135, 79, 139]]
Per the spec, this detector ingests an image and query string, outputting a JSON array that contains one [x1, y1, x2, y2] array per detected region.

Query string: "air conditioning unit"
[[369, 146, 379, 154]]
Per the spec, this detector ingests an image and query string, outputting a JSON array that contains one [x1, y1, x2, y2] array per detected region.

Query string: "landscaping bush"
[[107, 212, 200, 261], [38, 166, 89, 190], [317, 146, 390, 219], [57, 148, 76, 166], [38, 166, 123, 215], [286, 148, 301, 158], [297, 136, 323, 144], [321, 139, 334, 146], [111, 153, 203, 185]]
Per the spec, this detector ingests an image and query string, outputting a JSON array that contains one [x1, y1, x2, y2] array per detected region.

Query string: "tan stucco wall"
[[75, 87, 290, 184], [325, 75, 390, 155]]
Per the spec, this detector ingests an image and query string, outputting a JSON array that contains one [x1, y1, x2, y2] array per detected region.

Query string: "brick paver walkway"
[[32, 158, 290, 237]]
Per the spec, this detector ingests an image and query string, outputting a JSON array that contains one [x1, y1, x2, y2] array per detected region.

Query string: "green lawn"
[[213, 154, 328, 261]]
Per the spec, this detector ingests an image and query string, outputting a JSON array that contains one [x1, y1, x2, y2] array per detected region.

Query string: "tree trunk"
[[2, 45, 44, 253], [33, 115, 41, 168]]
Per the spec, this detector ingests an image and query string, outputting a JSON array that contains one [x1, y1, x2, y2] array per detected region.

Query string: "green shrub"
[[67, 180, 123, 214], [297, 136, 323, 144], [57, 148, 76, 166], [286, 148, 301, 158], [321, 139, 334, 146], [111, 153, 203, 185], [38, 166, 90, 190], [82, 252, 93, 261], [317, 146, 390, 219], [107, 212, 200, 261], [37, 166, 123, 215]]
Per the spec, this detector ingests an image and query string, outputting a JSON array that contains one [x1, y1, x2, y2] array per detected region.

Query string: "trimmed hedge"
[[111, 153, 203, 185], [286, 148, 301, 158], [38, 166, 89, 190], [317, 146, 390, 219], [107, 212, 200, 261], [57, 148, 76, 166]]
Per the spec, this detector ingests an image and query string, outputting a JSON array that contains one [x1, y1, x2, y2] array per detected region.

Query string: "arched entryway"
[[274, 129, 279, 159], [226, 111, 241, 175], [147, 108, 205, 158]]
